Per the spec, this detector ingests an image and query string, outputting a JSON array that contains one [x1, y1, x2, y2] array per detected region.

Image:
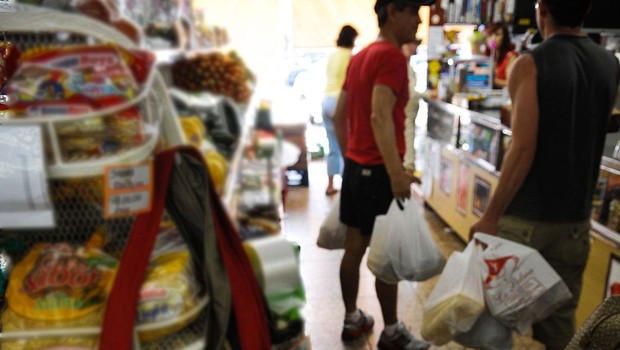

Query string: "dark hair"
[[336, 25, 358, 48], [542, 0, 593, 27], [486, 22, 515, 64], [377, 0, 412, 27]]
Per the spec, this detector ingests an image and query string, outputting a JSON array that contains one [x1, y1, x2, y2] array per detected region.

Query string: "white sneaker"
[[378, 322, 430, 350]]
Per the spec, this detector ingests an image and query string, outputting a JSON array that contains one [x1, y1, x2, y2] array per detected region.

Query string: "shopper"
[[469, 0, 620, 349], [402, 38, 426, 173], [323, 24, 358, 196], [485, 22, 517, 89], [333, 0, 434, 349]]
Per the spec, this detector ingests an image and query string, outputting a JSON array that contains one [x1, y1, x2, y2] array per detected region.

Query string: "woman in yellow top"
[[323, 25, 358, 196]]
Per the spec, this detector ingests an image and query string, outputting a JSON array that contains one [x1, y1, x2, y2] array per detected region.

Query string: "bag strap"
[[208, 176, 272, 350], [163, 147, 231, 350], [100, 147, 178, 349], [100, 146, 271, 349]]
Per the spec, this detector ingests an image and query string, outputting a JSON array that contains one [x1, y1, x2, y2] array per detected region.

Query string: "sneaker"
[[378, 322, 430, 350], [341, 310, 374, 341]]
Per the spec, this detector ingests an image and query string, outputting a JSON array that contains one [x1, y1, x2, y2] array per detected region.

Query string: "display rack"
[[0, 6, 205, 350], [0, 6, 186, 179]]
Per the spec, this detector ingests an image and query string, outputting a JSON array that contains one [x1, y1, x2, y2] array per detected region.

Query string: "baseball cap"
[[374, 0, 436, 13]]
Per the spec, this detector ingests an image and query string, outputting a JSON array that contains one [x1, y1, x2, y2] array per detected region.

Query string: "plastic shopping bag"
[[454, 309, 514, 350], [421, 241, 485, 345], [473, 232, 572, 334], [367, 215, 400, 284], [388, 199, 445, 281], [316, 194, 346, 250]]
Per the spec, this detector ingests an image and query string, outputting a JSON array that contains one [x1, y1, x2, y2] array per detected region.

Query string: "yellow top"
[[324, 47, 353, 97]]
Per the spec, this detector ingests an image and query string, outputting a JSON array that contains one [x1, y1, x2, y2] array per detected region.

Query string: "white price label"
[[104, 161, 153, 218], [107, 190, 151, 217], [107, 164, 151, 190]]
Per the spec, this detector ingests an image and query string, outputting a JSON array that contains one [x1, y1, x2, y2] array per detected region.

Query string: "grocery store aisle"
[[282, 156, 543, 350]]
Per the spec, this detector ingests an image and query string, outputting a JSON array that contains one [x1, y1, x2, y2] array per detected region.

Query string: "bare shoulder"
[[511, 53, 536, 76]]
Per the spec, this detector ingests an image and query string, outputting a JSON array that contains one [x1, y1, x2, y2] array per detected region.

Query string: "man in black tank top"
[[469, 0, 620, 348]]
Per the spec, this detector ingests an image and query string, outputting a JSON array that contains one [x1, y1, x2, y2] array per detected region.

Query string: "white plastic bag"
[[473, 232, 573, 334], [316, 194, 346, 250], [388, 199, 445, 281], [454, 310, 514, 350], [421, 241, 485, 345], [367, 215, 400, 284]]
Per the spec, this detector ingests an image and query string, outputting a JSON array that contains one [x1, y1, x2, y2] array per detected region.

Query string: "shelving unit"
[[0, 6, 203, 350]]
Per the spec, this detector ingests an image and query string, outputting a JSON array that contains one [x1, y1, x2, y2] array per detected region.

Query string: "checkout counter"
[[421, 94, 620, 327]]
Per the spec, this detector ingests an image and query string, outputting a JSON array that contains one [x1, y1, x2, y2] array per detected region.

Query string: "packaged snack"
[[137, 223, 201, 341], [0, 42, 21, 89], [6, 44, 154, 116], [2, 233, 118, 350]]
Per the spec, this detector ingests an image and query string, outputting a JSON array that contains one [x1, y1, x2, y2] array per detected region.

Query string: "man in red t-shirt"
[[333, 0, 434, 349]]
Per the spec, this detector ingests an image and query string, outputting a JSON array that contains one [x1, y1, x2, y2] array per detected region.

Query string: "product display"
[[171, 51, 253, 103], [0, 42, 20, 89], [7, 45, 141, 114], [2, 232, 117, 350], [0, 4, 309, 349], [137, 221, 202, 341]]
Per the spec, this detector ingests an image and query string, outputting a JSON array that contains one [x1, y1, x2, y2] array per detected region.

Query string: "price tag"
[[104, 161, 153, 218]]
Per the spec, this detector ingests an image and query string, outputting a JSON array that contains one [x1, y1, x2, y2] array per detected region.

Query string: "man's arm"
[[371, 84, 416, 199], [334, 90, 348, 154], [469, 53, 539, 239]]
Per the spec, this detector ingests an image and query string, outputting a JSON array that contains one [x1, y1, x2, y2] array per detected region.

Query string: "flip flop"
[[325, 189, 339, 196]]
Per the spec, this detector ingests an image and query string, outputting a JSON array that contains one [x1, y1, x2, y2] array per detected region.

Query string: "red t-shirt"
[[342, 41, 408, 165]]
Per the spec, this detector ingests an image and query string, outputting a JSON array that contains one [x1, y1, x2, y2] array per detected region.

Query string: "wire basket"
[[0, 5, 186, 179], [0, 6, 202, 350]]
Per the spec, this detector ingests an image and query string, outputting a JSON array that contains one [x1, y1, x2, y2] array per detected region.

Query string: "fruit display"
[[171, 51, 253, 104]]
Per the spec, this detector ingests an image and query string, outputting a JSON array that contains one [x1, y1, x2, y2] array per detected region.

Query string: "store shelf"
[[169, 87, 225, 109], [0, 8, 186, 178], [0, 5, 136, 48], [1, 295, 209, 348]]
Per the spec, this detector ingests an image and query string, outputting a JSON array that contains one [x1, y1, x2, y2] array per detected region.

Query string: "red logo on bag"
[[611, 283, 620, 296], [483, 256, 519, 287]]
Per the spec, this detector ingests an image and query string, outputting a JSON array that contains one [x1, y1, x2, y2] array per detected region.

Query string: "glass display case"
[[458, 112, 502, 168], [426, 99, 510, 172], [426, 99, 460, 146], [592, 157, 620, 236]]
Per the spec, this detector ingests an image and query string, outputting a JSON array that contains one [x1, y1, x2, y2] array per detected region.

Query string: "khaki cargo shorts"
[[498, 215, 591, 349]]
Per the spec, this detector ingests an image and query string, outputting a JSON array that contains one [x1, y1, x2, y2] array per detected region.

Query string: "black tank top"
[[505, 34, 620, 222]]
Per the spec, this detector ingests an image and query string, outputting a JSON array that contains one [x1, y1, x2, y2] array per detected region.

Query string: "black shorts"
[[340, 158, 393, 235]]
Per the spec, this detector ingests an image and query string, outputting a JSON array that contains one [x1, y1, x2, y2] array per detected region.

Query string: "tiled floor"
[[281, 158, 544, 350]]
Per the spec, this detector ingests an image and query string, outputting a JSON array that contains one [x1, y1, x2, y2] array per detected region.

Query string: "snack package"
[[53, 107, 145, 160], [6, 44, 154, 116], [0, 42, 21, 89], [137, 221, 201, 341], [2, 233, 118, 350]]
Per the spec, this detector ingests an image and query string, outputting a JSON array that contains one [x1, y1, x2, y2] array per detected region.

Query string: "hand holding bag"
[[388, 199, 445, 281], [421, 241, 485, 345], [473, 232, 572, 334], [316, 194, 346, 250]]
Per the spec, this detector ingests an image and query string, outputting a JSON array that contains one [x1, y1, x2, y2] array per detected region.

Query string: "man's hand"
[[390, 169, 418, 199], [469, 215, 499, 241]]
